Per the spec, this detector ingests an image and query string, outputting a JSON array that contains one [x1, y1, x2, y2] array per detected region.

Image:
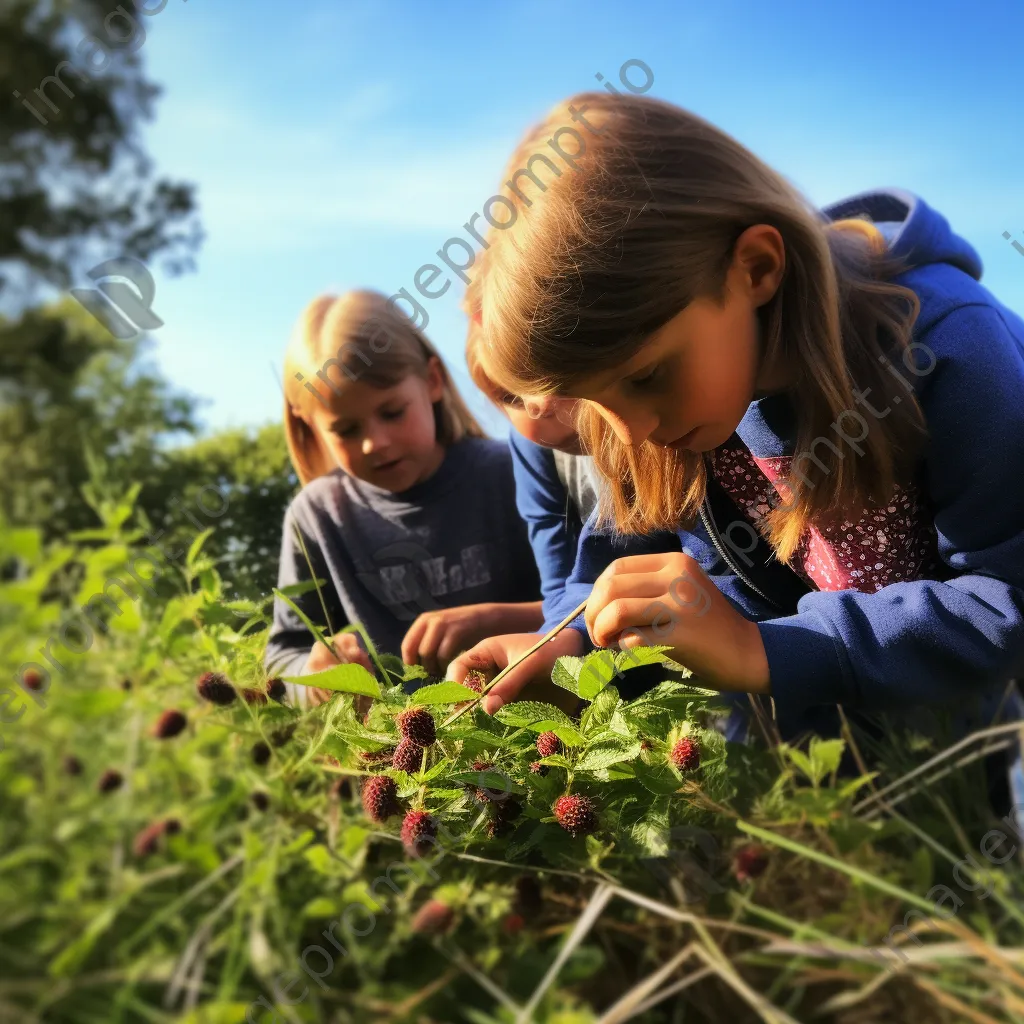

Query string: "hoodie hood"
[[821, 187, 983, 281]]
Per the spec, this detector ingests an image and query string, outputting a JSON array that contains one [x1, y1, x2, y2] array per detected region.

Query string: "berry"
[[401, 810, 438, 858], [132, 822, 163, 858], [98, 768, 123, 793], [392, 738, 425, 774], [251, 791, 270, 812], [63, 754, 83, 776], [553, 795, 597, 837], [270, 724, 295, 748], [361, 775, 399, 823], [411, 899, 453, 935], [463, 670, 487, 693], [536, 732, 560, 758], [163, 818, 181, 836], [669, 737, 701, 773], [396, 708, 436, 747], [196, 672, 236, 706], [266, 677, 287, 702], [120, 678, 133, 691], [153, 709, 187, 739], [487, 798, 522, 838], [514, 875, 542, 916], [252, 741, 271, 766], [502, 912, 525, 934], [469, 760, 498, 804], [22, 668, 44, 691], [241, 687, 268, 706], [331, 776, 353, 800], [733, 845, 769, 884], [529, 761, 548, 777]]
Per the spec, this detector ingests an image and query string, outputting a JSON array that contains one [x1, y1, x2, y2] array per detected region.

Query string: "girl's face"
[[306, 360, 446, 491], [565, 225, 787, 453], [500, 392, 583, 455]]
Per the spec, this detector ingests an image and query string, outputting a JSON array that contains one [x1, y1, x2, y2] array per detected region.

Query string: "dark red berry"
[[132, 822, 163, 858], [98, 768, 123, 793], [536, 732, 560, 758], [153, 709, 187, 739], [733, 845, 769, 884], [251, 791, 270, 812], [197, 672, 236, 706], [241, 687, 268, 706], [553, 795, 597, 837], [669, 737, 700, 772], [252, 741, 271, 766], [362, 775, 400, 823], [514, 875, 542, 916], [529, 761, 548, 777], [266, 677, 287, 702], [463, 670, 487, 694], [270, 724, 295, 748], [392, 738, 425, 774], [163, 818, 181, 836], [411, 899, 453, 935], [22, 668, 44, 691], [120, 678, 133, 691], [401, 809, 438, 858], [396, 708, 436, 747], [502, 912, 525, 934], [63, 755, 83, 776]]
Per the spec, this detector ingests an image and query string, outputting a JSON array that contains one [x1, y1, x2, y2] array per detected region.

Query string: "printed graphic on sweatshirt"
[[355, 540, 493, 620]]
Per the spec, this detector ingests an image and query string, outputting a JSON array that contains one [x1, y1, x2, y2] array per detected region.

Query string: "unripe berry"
[[529, 761, 548, 777], [463, 670, 487, 693], [536, 732, 560, 758], [669, 737, 700, 772]]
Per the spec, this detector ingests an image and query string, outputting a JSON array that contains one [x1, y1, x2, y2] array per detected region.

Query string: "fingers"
[[417, 619, 447, 678], [435, 628, 466, 671], [596, 552, 691, 581], [584, 572, 669, 638], [589, 596, 676, 649], [400, 616, 428, 666], [450, 636, 509, 685]]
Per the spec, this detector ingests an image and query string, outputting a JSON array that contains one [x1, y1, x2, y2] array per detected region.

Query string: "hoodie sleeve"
[[509, 430, 581, 624], [264, 496, 349, 691], [760, 302, 1024, 714]]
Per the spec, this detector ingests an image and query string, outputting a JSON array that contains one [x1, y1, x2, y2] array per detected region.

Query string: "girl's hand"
[[401, 602, 544, 678], [449, 630, 585, 715], [585, 553, 771, 694], [303, 632, 375, 707]]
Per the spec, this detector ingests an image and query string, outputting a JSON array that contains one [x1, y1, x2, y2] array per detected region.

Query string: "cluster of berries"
[[196, 671, 288, 708], [362, 709, 442, 858]]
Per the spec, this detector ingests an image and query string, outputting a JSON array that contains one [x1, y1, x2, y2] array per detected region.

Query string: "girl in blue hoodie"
[[450, 91, 1024, 767]]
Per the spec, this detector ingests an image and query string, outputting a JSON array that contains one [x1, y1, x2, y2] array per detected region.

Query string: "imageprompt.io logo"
[[71, 258, 164, 340]]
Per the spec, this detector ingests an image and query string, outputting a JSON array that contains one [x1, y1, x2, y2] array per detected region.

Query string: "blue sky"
[[129, 0, 1024, 438]]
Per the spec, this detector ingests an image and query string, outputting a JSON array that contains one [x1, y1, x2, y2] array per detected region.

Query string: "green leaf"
[[272, 588, 329, 648], [551, 655, 585, 695], [302, 897, 339, 918], [613, 645, 673, 671], [633, 759, 683, 796], [285, 663, 381, 699], [410, 681, 479, 705], [186, 528, 215, 569], [580, 685, 619, 734], [809, 737, 845, 783], [494, 700, 576, 731], [552, 725, 586, 747], [577, 650, 618, 699], [576, 736, 642, 772]]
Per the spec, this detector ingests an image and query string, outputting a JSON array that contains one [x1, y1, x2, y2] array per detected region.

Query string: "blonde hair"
[[283, 289, 485, 486], [477, 91, 928, 562]]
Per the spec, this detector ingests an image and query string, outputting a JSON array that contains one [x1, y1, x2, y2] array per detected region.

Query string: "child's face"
[[306, 362, 446, 491], [502, 393, 584, 455], [564, 226, 787, 453]]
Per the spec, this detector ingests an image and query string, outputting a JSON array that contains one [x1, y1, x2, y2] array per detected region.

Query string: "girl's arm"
[[760, 302, 1024, 715]]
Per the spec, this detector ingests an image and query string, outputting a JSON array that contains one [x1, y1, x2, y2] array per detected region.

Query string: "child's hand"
[[449, 630, 585, 715], [303, 632, 375, 706], [584, 553, 771, 694], [402, 603, 542, 678]]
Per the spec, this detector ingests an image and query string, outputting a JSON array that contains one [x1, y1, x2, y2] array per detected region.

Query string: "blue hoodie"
[[546, 188, 1024, 742]]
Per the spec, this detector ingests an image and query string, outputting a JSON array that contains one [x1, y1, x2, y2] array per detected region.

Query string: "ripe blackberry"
[[153, 709, 187, 739], [361, 775, 400, 823], [97, 768, 123, 793], [196, 671, 236, 706], [514, 875, 542, 916], [411, 899, 453, 935], [669, 737, 700, 772], [502, 912, 525, 934], [266, 677, 287, 702], [396, 708, 436, 747], [392, 738, 425, 774], [252, 741, 271, 766], [22, 668, 44, 691], [536, 731, 560, 758], [463, 670, 487, 693], [251, 791, 270, 812], [241, 687, 268, 706], [63, 754, 83, 776], [269, 724, 296, 748], [529, 761, 548, 777], [552, 795, 597, 837], [733, 845, 769, 884], [401, 809, 438, 858]]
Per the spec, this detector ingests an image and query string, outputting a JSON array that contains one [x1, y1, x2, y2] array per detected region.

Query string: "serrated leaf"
[[577, 650, 618, 699], [576, 736, 642, 772], [633, 759, 683, 796], [494, 700, 575, 731], [613, 645, 673, 671], [552, 725, 586, 747], [581, 685, 619, 734], [284, 662, 381, 698], [551, 655, 585, 695], [410, 681, 479, 705]]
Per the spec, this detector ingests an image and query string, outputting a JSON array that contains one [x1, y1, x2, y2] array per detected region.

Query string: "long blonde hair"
[[283, 289, 485, 486], [477, 91, 928, 562]]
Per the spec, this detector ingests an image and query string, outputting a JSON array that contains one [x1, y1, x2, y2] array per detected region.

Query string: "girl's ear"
[[424, 355, 445, 403]]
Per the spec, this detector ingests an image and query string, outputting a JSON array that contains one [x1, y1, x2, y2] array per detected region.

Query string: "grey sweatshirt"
[[264, 438, 540, 680]]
